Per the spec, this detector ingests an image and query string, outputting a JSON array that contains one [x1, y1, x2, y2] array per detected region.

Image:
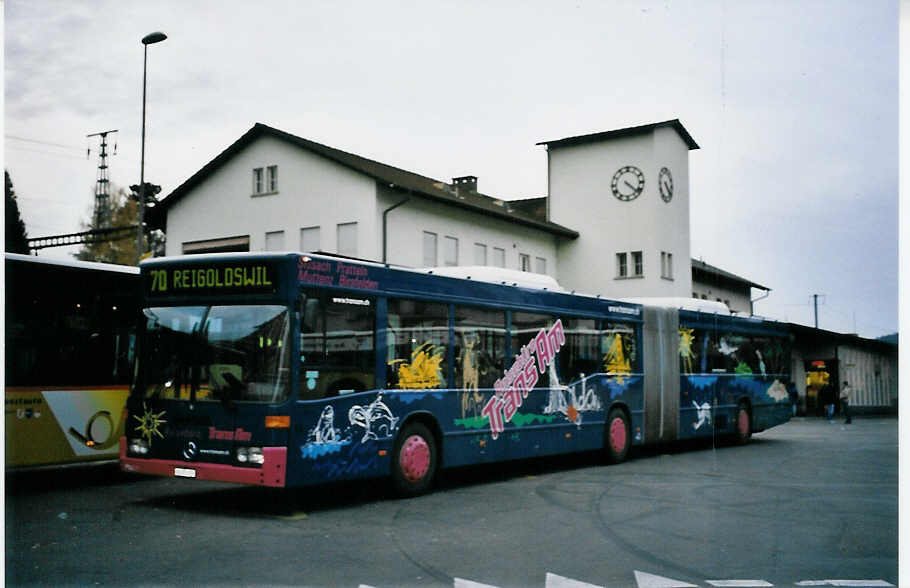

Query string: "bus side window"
[[386, 299, 448, 390], [602, 322, 636, 376], [453, 305, 506, 392], [559, 318, 599, 383], [511, 312, 561, 386], [299, 292, 376, 399]]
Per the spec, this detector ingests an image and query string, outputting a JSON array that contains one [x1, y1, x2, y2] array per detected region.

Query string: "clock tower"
[[539, 119, 698, 299]]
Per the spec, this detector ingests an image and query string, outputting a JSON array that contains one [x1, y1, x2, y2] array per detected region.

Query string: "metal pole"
[[135, 31, 166, 263], [813, 294, 819, 329], [137, 43, 148, 264]]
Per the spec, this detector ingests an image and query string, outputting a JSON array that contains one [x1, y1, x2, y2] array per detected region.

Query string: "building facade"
[[152, 120, 763, 306]]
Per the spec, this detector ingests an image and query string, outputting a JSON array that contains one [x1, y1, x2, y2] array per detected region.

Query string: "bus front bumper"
[[119, 438, 287, 487]]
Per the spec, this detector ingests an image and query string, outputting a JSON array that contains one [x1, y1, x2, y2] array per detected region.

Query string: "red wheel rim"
[[399, 435, 431, 483], [738, 409, 749, 436], [609, 417, 627, 455]]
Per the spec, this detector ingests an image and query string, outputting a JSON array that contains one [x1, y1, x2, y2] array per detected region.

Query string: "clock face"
[[611, 165, 645, 201], [659, 167, 674, 202]]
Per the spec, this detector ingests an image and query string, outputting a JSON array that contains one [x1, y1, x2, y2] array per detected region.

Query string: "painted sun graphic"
[[133, 403, 167, 446], [679, 327, 696, 374]]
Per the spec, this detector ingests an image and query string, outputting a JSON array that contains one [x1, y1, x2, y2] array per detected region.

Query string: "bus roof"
[[5, 253, 140, 275], [417, 266, 567, 292], [620, 297, 732, 315]]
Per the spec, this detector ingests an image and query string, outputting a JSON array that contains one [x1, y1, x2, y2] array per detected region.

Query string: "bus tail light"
[[265, 415, 290, 429]]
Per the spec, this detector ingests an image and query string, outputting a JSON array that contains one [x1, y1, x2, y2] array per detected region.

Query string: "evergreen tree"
[[5, 170, 30, 254]]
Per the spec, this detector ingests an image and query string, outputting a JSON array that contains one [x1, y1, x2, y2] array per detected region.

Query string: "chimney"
[[452, 175, 477, 196]]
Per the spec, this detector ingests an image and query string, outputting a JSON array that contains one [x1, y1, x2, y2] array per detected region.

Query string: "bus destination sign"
[[146, 262, 278, 297]]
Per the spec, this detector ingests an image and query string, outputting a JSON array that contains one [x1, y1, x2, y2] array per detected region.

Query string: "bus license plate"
[[174, 468, 196, 478]]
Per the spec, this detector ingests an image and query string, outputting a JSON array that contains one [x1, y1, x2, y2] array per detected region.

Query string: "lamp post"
[[136, 31, 167, 264]]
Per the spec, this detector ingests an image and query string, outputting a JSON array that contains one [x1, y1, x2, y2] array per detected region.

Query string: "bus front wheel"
[[392, 422, 437, 497], [605, 408, 630, 464]]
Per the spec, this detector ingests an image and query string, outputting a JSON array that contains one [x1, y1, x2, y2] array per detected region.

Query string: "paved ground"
[[5, 417, 898, 587]]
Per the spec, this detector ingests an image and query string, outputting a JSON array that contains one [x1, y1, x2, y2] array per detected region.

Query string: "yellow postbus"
[[5, 253, 139, 469]]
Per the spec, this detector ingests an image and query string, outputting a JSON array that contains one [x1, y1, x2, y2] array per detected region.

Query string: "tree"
[[5, 170, 30, 254], [75, 184, 164, 265]]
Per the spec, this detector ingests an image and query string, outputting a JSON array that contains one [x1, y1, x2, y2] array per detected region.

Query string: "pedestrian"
[[823, 385, 834, 422], [840, 381, 852, 424]]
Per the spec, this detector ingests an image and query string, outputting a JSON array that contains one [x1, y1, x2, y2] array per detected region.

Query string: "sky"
[[3, 0, 900, 339]]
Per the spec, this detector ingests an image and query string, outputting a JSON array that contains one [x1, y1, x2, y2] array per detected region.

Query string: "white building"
[[150, 120, 766, 310]]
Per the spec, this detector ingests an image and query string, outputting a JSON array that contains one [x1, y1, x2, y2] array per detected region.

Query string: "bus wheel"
[[392, 422, 437, 497], [735, 402, 752, 444], [605, 408, 630, 464]]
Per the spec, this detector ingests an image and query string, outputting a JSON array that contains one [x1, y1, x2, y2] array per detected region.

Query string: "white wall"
[[548, 127, 692, 298], [837, 345, 898, 408], [165, 136, 378, 257], [378, 185, 558, 273], [691, 279, 752, 315]]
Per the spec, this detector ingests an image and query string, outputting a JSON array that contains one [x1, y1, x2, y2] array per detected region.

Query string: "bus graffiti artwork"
[[543, 376, 602, 426], [482, 319, 566, 440], [348, 393, 399, 443], [301, 393, 400, 459]]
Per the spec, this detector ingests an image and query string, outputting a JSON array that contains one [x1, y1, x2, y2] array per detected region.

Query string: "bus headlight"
[[236, 447, 264, 465], [128, 438, 150, 455]]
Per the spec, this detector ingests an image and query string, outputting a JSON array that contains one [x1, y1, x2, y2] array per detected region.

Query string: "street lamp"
[[136, 31, 167, 264]]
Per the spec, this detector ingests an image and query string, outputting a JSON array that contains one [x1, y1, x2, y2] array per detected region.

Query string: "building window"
[[616, 252, 628, 278], [300, 226, 320, 252], [492, 247, 505, 268], [661, 251, 674, 279], [519, 253, 531, 272], [253, 166, 277, 196], [474, 243, 487, 265], [182, 235, 250, 254], [423, 231, 437, 266], [337, 222, 357, 257], [252, 168, 264, 195], [265, 230, 285, 251], [535, 257, 546, 274], [632, 251, 643, 276], [444, 236, 459, 266]]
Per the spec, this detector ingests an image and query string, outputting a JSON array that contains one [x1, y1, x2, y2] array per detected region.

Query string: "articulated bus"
[[121, 252, 793, 495], [5, 253, 139, 469]]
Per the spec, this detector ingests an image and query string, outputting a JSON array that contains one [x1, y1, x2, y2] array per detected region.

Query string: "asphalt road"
[[6, 417, 898, 587]]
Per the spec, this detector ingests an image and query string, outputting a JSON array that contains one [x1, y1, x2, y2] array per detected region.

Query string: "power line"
[[5, 134, 82, 150], [5, 145, 87, 160]]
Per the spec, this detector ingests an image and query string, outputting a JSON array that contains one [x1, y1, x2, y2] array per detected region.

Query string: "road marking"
[[545, 572, 604, 588], [795, 582, 893, 587], [454, 579, 500, 588], [633, 570, 698, 588], [706, 581, 773, 587]]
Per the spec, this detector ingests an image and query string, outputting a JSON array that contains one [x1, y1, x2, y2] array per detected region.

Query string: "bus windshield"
[[139, 305, 290, 404]]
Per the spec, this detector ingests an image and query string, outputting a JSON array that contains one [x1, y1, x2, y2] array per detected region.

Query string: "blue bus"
[[121, 252, 792, 495]]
